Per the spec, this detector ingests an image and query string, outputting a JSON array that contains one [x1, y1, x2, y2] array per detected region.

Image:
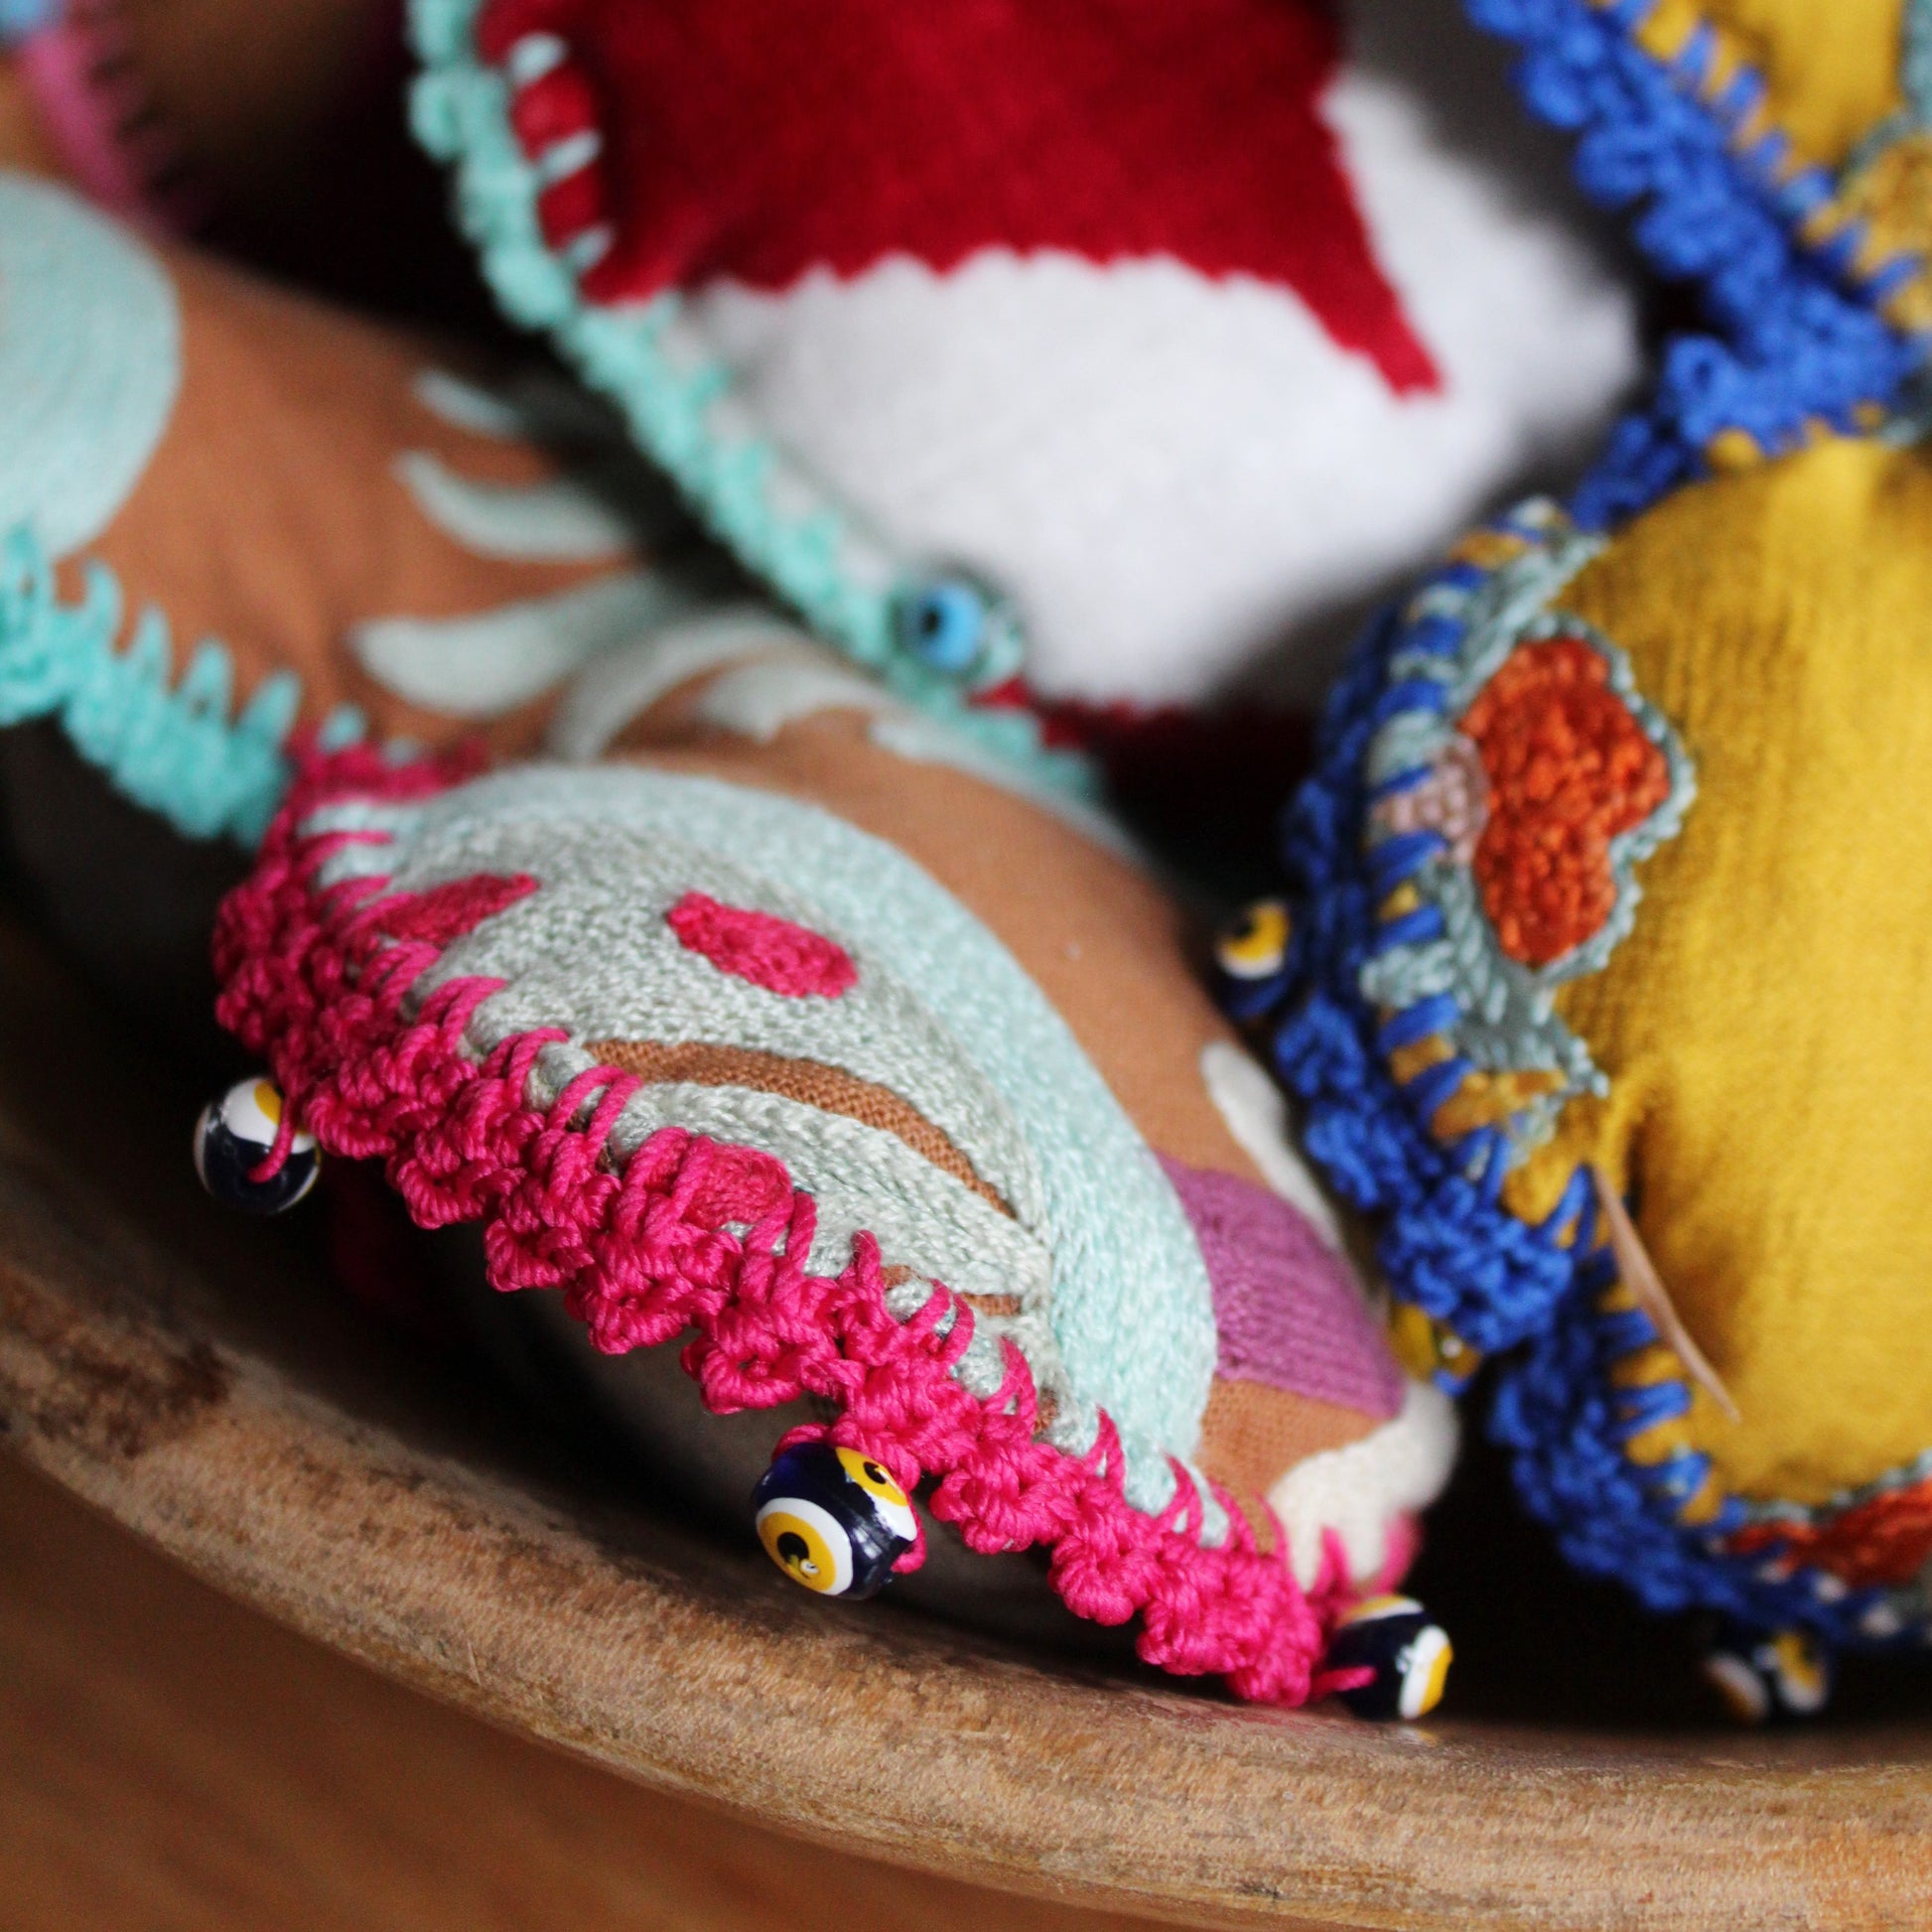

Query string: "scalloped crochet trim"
[[0, 521, 362, 845], [1472, 0, 1924, 525], [212, 745, 1358, 1705], [1356, 500, 1695, 1187], [403, 0, 1091, 803], [1492, 1273, 1932, 1649]]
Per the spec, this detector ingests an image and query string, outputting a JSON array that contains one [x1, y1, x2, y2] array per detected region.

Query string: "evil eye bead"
[[192, 1077, 319, 1215], [894, 574, 1023, 689], [1215, 898, 1292, 983], [1326, 1594, 1452, 1722], [753, 1442, 918, 1600], [1388, 1302, 1483, 1395], [833, 1445, 920, 1543], [1702, 1624, 1833, 1725]]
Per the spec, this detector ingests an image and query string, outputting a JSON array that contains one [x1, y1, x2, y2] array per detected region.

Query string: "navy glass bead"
[[193, 1077, 320, 1215], [1701, 1623, 1832, 1725], [893, 574, 1022, 688], [1326, 1594, 1452, 1721], [753, 1442, 918, 1600]]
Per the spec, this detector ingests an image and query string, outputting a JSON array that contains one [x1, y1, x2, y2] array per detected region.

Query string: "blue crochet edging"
[[1491, 1279, 1915, 1648], [1469, 0, 1927, 525], [0, 523, 360, 847], [1266, 527, 1589, 1359], [404, 0, 1093, 802], [1266, 554, 1927, 1647]]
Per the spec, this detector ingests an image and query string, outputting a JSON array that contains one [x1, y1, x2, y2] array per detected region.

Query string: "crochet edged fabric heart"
[[211, 621, 1454, 1706]]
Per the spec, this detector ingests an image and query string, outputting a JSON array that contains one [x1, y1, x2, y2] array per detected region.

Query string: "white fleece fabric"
[[684, 0, 1641, 706], [1270, 1378, 1460, 1588]]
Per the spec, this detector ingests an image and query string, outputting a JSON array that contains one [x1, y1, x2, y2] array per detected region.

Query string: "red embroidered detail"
[[1721, 1480, 1932, 1591], [369, 872, 537, 947], [212, 749, 1363, 1706], [1461, 637, 1672, 969], [666, 892, 859, 999], [475, 0, 1442, 395]]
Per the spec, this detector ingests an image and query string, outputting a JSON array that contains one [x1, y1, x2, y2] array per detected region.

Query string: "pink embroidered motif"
[[1369, 733, 1489, 867], [212, 749, 1368, 1707], [666, 891, 858, 999], [369, 872, 537, 947]]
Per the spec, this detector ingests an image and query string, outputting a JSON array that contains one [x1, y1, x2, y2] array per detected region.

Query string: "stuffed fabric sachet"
[[1220, 0, 1932, 1722], [208, 619, 1457, 1713], [0, 167, 723, 849], [1253, 429, 1932, 1716], [406, 0, 1642, 714]]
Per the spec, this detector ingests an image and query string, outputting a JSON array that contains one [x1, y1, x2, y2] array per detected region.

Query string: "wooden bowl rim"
[[1, 928, 1928, 1930]]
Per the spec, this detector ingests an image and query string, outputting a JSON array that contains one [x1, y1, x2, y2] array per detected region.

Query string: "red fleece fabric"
[[479, 0, 1442, 394]]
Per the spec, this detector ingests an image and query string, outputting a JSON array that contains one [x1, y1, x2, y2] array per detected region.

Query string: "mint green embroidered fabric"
[[0, 174, 180, 559], [307, 762, 1222, 1488]]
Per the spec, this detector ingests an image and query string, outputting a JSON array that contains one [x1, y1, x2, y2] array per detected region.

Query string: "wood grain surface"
[[0, 916, 1928, 1929], [0, 1451, 1163, 1932]]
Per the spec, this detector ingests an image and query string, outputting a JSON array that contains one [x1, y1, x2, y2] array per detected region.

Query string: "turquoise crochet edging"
[[0, 522, 361, 847], [404, 0, 1094, 802]]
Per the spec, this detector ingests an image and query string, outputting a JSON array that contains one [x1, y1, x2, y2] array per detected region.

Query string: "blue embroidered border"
[[1268, 533, 1926, 1646], [1269, 517, 1595, 1361], [1495, 1278, 1919, 1648]]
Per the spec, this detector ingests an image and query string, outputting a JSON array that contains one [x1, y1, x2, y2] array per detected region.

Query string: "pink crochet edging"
[[212, 747, 1357, 1706]]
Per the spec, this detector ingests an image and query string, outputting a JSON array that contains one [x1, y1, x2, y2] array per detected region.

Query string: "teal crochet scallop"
[[0, 523, 361, 846], [404, 0, 1093, 802]]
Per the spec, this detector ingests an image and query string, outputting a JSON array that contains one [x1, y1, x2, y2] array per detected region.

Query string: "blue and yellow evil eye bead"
[[1215, 898, 1292, 982], [1326, 1594, 1452, 1722], [753, 1443, 919, 1599], [192, 1078, 320, 1215], [1213, 898, 1295, 1023], [1701, 1624, 1834, 1725], [893, 574, 1024, 690], [1388, 1302, 1483, 1396]]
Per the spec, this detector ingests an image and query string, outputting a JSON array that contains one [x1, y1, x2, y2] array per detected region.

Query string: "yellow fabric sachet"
[[1285, 418, 1932, 1696], [1543, 435, 1932, 1513]]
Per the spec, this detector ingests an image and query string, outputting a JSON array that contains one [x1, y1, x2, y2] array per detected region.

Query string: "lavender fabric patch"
[[1161, 1157, 1403, 1421]]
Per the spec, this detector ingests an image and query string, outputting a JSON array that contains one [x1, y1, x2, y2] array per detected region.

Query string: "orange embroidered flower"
[[1462, 636, 1671, 967], [1723, 1480, 1932, 1591]]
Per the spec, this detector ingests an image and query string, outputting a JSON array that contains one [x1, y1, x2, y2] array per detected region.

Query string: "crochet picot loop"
[[405, 0, 1094, 802], [212, 745, 1366, 1706], [0, 521, 362, 846], [1470, 0, 1927, 524]]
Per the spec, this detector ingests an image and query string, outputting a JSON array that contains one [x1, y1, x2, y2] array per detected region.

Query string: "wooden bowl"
[[2, 913, 1928, 1929]]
